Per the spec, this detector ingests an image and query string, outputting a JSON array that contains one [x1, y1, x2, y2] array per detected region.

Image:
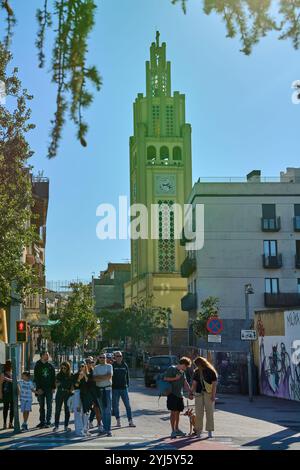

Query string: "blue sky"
[[4, 0, 300, 282]]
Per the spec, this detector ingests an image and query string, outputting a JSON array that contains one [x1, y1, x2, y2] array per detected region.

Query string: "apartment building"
[[181, 168, 300, 356]]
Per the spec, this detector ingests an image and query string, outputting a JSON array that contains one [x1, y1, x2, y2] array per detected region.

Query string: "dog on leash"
[[184, 408, 197, 435]]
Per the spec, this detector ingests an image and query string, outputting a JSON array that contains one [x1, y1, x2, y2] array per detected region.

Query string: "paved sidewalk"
[[1, 379, 300, 450]]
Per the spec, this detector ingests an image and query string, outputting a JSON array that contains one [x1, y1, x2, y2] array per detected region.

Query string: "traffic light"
[[0, 308, 8, 343], [16, 320, 28, 343]]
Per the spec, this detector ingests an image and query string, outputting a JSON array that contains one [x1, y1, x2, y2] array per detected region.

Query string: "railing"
[[32, 176, 49, 183], [264, 293, 300, 308], [263, 254, 283, 269], [181, 293, 197, 311], [197, 177, 300, 183], [261, 217, 281, 232]]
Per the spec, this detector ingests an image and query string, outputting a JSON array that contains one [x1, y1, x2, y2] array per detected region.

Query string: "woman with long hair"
[[1, 360, 14, 429], [53, 362, 73, 433], [73, 363, 93, 436], [191, 356, 218, 438]]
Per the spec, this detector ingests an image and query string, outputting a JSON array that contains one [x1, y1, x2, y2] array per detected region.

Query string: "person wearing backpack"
[[163, 356, 193, 439], [191, 356, 218, 439]]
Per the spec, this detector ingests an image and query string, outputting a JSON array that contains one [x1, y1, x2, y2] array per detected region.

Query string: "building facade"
[[124, 32, 193, 353], [181, 168, 300, 388], [93, 263, 131, 314]]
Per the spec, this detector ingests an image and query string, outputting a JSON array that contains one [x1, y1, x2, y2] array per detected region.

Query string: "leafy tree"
[[50, 282, 99, 350], [172, 0, 300, 55], [0, 42, 38, 305], [124, 298, 169, 353], [192, 296, 220, 338], [98, 308, 129, 346], [2, 1, 300, 158], [1, 0, 102, 158]]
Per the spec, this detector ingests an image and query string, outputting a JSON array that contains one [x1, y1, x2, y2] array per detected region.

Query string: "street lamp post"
[[245, 283, 254, 402]]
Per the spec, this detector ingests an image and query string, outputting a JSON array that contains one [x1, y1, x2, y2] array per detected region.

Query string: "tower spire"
[[146, 32, 171, 97]]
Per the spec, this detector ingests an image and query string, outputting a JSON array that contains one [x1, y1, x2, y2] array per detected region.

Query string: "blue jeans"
[[112, 388, 132, 421], [98, 389, 112, 433], [38, 390, 53, 425]]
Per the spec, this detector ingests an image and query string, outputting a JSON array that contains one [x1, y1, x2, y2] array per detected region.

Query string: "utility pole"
[[167, 308, 172, 356], [245, 284, 254, 402], [11, 344, 21, 433]]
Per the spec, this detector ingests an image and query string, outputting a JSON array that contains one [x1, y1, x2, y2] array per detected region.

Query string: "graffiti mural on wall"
[[259, 311, 300, 402]]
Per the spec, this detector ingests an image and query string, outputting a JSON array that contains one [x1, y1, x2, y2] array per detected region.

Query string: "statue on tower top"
[[156, 30, 160, 47]]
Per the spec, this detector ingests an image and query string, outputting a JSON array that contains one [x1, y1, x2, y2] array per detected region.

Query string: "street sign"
[[16, 320, 27, 343], [206, 317, 223, 335], [208, 334, 221, 343], [241, 330, 257, 341]]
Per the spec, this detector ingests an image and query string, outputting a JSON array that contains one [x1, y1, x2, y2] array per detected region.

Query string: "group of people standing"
[[1, 350, 135, 436], [164, 355, 218, 439], [1, 351, 218, 440]]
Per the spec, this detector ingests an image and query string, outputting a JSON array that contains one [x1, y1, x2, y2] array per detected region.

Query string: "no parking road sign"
[[206, 317, 223, 335]]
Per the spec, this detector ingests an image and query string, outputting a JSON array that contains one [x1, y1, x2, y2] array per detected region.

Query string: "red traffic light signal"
[[16, 320, 27, 342]]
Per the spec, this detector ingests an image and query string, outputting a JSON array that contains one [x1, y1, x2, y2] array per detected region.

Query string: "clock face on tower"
[[155, 175, 176, 196]]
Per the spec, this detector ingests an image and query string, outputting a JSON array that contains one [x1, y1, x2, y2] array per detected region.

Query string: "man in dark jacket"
[[34, 351, 56, 428], [112, 351, 135, 428]]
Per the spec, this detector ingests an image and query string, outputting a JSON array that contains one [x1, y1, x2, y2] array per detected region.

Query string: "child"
[[18, 371, 35, 431]]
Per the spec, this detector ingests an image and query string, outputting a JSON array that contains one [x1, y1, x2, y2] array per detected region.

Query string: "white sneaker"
[[129, 420, 136, 427]]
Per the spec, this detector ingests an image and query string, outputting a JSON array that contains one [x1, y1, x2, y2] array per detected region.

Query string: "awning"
[[29, 319, 60, 327]]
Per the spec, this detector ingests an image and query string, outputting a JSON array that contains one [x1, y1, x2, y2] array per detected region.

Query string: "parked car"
[[144, 355, 178, 387]]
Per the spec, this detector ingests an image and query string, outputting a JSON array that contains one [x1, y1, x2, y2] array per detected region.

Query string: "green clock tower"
[[125, 32, 192, 345]]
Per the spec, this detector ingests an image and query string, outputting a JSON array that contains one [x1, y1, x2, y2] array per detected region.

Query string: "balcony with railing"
[[294, 216, 300, 232], [261, 217, 281, 232], [180, 255, 196, 278], [181, 292, 197, 311], [264, 292, 300, 308], [262, 254, 282, 269]]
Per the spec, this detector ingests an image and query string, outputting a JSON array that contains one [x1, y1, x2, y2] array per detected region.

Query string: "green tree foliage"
[[98, 298, 169, 351], [0, 43, 38, 305], [1, 0, 102, 158], [50, 283, 99, 348], [98, 309, 128, 346], [192, 296, 220, 338], [172, 0, 300, 55]]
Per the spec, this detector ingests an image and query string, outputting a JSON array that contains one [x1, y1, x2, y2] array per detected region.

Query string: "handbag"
[[199, 370, 213, 394]]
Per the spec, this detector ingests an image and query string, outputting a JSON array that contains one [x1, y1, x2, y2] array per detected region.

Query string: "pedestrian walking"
[[18, 371, 35, 431], [73, 364, 92, 437], [93, 353, 113, 436], [112, 351, 135, 428], [34, 351, 56, 428], [163, 356, 193, 439], [1, 360, 14, 429], [53, 362, 73, 433], [190, 356, 218, 438]]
